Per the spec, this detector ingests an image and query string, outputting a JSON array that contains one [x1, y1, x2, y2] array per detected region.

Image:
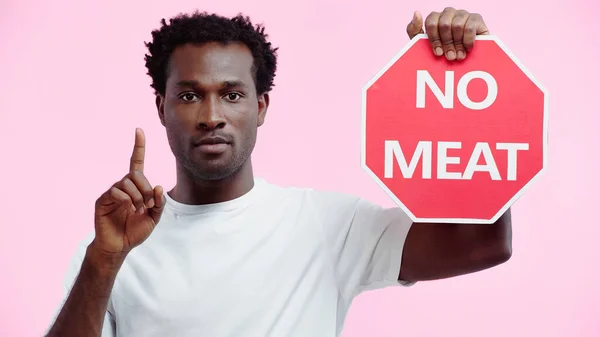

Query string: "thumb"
[[406, 11, 424, 39], [148, 185, 167, 225]]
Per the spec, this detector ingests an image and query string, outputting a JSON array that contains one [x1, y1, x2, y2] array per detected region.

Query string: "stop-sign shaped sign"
[[361, 34, 548, 224]]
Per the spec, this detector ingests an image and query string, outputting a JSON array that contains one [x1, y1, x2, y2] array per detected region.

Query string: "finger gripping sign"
[[361, 34, 548, 224]]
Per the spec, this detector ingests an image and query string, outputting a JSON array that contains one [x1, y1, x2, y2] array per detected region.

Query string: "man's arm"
[[398, 7, 511, 283], [46, 128, 165, 336], [46, 242, 124, 337], [399, 209, 512, 282]]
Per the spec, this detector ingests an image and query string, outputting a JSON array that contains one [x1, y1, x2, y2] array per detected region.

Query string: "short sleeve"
[[312, 190, 415, 301], [46, 233, 116, 337]]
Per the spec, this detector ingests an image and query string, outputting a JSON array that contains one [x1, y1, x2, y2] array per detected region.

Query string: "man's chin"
[[179, 150, 247, 182], [187, 160, 240, 181]]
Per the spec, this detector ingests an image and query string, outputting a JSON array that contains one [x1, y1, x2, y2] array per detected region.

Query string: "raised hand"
[[92, 128, 166, 256], [406, 8, 490, 61]]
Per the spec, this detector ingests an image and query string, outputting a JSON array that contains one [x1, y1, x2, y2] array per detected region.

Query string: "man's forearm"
[[47, 243, 126, 337], [399, 209, 513, 282]]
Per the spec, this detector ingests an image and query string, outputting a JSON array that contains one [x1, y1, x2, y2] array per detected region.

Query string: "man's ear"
[[257, 93, 270, 127], [156, 95, 166, 126]]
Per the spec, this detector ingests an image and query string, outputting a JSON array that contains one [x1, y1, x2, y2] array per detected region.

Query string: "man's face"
[[157, 42, 269, 181]]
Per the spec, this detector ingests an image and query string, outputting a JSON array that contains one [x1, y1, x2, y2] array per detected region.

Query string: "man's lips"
[[194, 136, 229, 146], [193, 136, 231, 155]]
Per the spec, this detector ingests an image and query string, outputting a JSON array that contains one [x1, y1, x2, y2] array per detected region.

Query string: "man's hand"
[[92, 128, 166, 258], [406, 8, 490, 61]]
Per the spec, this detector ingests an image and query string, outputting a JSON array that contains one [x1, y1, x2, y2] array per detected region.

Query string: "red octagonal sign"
[[362, 34, 548, 224]]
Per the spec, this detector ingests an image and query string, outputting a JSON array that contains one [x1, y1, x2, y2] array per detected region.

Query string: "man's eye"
[[224, 93, 242, 101], [179, 93, 199, 102]]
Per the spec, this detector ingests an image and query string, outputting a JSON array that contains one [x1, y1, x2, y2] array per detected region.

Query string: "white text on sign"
[[416, 70, 498, 110], [383, 141, 529, 181]]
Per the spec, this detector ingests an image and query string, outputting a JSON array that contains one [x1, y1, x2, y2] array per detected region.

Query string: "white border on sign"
[[360, 33, 549, 224]]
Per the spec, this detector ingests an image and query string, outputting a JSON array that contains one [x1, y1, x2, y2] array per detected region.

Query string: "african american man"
[[46, 8, 512, 337]]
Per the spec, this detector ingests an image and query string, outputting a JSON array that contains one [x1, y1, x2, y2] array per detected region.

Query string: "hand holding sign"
[[405, 8, 490, 61], [92, 128, 166, 256], [362, 10, 548, 224]]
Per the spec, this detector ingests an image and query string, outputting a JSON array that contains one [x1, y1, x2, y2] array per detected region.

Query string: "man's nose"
[[197, 96, 226, 130]]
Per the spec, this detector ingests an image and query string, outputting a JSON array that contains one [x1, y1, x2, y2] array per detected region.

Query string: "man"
[[46, 7, 512, 337]]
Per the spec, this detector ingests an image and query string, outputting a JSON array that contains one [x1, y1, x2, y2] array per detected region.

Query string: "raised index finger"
[[129, 128, 146, 173]]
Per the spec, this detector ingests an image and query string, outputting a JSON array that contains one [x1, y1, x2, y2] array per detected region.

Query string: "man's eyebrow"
[[221, 80, 248, 89], [174, 79, 248, 89], [174, 80, 200, 88]]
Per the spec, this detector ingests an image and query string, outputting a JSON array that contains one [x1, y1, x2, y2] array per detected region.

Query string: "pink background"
[[1, 0, 598, 336]]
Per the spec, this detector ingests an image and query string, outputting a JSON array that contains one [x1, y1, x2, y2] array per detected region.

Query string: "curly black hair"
[[144, 11, 278, 96]]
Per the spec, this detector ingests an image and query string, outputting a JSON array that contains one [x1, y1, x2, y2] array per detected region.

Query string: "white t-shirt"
[[50, 177, 414, 337]]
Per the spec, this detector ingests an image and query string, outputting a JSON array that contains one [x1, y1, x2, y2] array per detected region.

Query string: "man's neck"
[[168, 160, 255, 205]]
